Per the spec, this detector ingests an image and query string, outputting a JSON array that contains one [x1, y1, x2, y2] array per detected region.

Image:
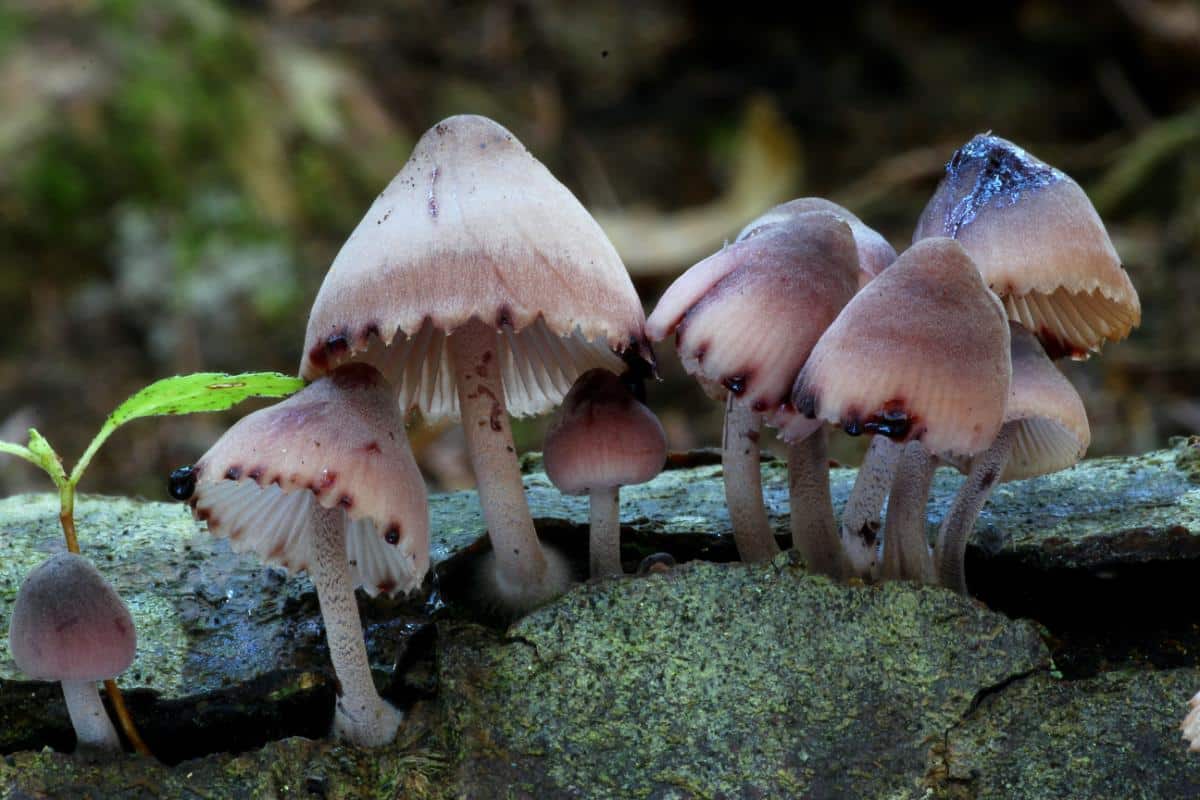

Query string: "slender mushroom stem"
[[61, 679, 120, 752], [311, 505, 401, 747], [722, 395, 779, 562], [879, 441, 937, 583], [787, 427, 843, 578], [936, 423, 1015, 594], [448, 317, 550, 598], [840, 436, 901, 577], [589, 486, 623, 577]]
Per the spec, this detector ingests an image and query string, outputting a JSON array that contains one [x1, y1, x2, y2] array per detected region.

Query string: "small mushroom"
[[1183, 691, 1200, 752], [8, 552, 136, 754], [646, 209, 859, 568], [793, 237, 1011, 582], [935, 323, 1089, 594], [543, 368, 667, 577], [914, 133, 1140, 359], [177, 364, 428, 748], [300, 115, 651, 614]]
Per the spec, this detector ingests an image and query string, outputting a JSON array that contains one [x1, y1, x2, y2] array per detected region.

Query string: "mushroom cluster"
[[648, 132, 1138, 595]]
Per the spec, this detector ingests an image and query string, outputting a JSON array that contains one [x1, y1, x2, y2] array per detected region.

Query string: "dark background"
[[1, 0, 1195, 498]]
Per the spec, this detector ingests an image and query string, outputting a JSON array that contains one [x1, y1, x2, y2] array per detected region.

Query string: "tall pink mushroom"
[[646, 209, 859, 571], [9, 552, 136, 753], [175, 364, 428, 747], [793, 238, 1011, 582], [300, 115, 649, 614], [741, 199, 899, 577]]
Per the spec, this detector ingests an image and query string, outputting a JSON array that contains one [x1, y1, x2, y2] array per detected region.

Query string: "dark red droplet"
[[325, 331, 350, 357], [796, 393, 817, 418]]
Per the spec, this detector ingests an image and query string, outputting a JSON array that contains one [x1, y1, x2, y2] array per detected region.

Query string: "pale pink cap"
[[914, 134, 1140, 359], [995, 323, 1090, 481], [189, 364, 429, 597], [301, 115, 650, 421], [646, 210, 858, 416], [543, 369, 667, 495], [738, 197, 896, 287], [793, 237, 1012, 461], [9, 552, 136, 682]]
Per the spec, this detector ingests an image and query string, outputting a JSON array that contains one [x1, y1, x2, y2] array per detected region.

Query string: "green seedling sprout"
[[0, 371, 305, 757]]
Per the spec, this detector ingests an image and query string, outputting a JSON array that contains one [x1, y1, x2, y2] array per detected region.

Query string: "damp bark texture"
[[310, 505, 401, 747], [721, 398, 779, 562], [787, 428, 843, 578]]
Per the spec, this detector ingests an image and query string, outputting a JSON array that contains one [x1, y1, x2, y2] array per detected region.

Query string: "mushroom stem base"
[[935, 423, 1015, 594], [590, 486, 623, 577], [880, 442, 937, 583], [840, 436, 901, 578], [788, 427, 843, 578], [61, 679, 120, 753], [449, 317, 558, 612], [312, 506, 402, 748], [722, 398, 779, 562]]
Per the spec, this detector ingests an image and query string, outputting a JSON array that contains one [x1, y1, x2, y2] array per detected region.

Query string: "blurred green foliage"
[[0, 0, 1198, 497]]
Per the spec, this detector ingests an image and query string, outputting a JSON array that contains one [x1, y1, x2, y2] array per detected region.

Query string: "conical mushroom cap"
[[793, 237, 1012, 461], [543, 369, 667, 495], [9, 552, 136, 682], [997, 323, 1090, 481], [739, 197, 896, 287], [914, 134, 1140, 359], [647, 211, 859, 416], [301, 114, 648, 421], [189, 364, 430, 597]]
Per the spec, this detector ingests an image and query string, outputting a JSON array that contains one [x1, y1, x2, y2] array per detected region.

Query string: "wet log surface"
[[0, 444, 1197, 797]]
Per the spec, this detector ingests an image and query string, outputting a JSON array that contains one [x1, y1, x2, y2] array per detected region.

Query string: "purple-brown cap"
[[301, 114, 650, 421], [793, 237, 1012, 461], [738, 197, 896, 287], [9, 553, 136, 682], [187, 364, 429, 597], [646, 210, 859, 416], [543, 369, 667, 495], [914, 134, 1140, 359]]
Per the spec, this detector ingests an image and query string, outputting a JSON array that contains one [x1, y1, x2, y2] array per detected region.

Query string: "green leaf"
[[0, 428, 66, 488], [69, 371, 305, 487], [26, 429, 67, 486], [106, 371, 304, 424]]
